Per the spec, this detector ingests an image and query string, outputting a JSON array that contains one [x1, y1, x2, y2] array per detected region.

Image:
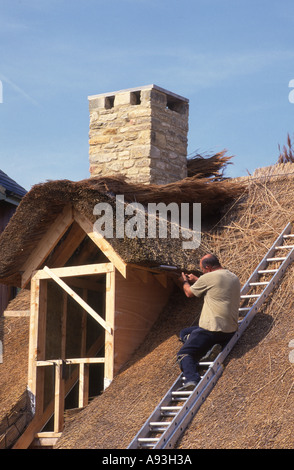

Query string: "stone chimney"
[[88, 84, 189, 185]]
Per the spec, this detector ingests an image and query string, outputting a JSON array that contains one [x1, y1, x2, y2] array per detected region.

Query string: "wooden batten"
[[54, 363, 65, 432], [104, 269, 115, 387], [27, 275, 40, 398], [3, 310, 30, 317]]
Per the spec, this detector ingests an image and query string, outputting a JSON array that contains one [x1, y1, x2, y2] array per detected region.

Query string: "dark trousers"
[[177, 326, 235, 384]]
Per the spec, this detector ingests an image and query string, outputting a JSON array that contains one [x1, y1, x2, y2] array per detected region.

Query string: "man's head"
[[200, 254, 222, 273]]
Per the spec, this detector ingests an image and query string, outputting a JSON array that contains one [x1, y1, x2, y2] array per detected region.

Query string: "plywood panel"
[[114, 267, 174, 374]]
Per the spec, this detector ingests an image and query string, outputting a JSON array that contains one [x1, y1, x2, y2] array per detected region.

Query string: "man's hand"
[[177, 272, 196, 298], [179, 272, 189, 284], [179, 272, 198, 284], [186, 273, 198, 284]]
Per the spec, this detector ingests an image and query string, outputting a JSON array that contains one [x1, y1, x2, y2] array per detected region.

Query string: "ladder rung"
[[161, 406, 182, 411], [249, 281, 269, 286], [172, 396, 189, 402], [150, 422, 170, 428], [275, 245, 294, 249], [267, 257, 287, 261], [172, 390, 193, 396], [258, 269, 278, 273], [138, 437, 160, 443], [283, 234, 294, 238], [239, 307, 251, 311], [241, 294, 260, 298], [161, 406, 182, 416]]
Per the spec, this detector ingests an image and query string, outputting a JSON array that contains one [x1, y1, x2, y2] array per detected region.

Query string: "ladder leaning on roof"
[[127, 222, 294, 450]]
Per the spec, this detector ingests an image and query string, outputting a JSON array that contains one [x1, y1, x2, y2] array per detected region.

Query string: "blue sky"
[[0, 0, 294, 191]]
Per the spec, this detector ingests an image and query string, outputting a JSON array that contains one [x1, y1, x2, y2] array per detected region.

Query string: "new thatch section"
[[54, 169, 294, 449]]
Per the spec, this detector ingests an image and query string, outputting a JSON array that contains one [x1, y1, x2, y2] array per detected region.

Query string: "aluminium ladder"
[[128, 222, 294, 449]]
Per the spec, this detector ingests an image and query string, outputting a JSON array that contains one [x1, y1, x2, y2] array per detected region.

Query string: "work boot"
[[177, 381, 198, 392], [199, 344, 222, 363]]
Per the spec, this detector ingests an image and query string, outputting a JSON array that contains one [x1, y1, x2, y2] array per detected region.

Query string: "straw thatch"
[[0, 173, 245, 287], [278, 133, 294, 164], [55, 171, 294, 449], [187, 150, 232, 179], [2, 165, 294, 449], [0, 316, 30, 441]]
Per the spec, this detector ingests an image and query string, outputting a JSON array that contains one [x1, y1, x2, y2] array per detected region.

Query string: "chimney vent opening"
[[130, 90, 141, 105], [166, 96, 186, 114], [105, 95, 115, 109]]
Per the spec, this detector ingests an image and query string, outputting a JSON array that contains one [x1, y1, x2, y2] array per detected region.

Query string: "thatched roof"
[[0, 316, 30, 425], [2, 164, 294, 449], [0, 173, 245, 287], [54, 170, 294, 449]]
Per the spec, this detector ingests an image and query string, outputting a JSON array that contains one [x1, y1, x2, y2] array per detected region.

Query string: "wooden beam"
[[79, 363, 89, 408], [74, 209, 127, 278], [36, 281, 47, 415], [27, 276, 40, 398], [54, 363, 65, 432], [42, 266, 112, 334], [81, 289, 87, 357], [21, 205, 74, 288], [35, 263, 113, 280], [37, 358, 105, 366], [61, 291, 67, 360], [104, 269, 115, 388], [3, 310, 30, 317], [32, 432, 62, 448]]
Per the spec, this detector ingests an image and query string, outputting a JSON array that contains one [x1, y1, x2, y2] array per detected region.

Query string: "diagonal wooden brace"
[[43, 266, 112, 334]]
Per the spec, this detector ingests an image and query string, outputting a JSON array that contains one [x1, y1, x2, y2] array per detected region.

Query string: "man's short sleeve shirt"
[[190, 269, 240, 333]]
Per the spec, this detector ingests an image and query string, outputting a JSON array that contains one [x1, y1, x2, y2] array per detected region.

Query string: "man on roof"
[[177, 253, 240, 391]]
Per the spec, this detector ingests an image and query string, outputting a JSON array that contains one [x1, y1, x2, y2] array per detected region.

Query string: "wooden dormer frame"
[[21, 205, 127, 289], [13, 204, 174, 448], [28, 262, 115, 434]]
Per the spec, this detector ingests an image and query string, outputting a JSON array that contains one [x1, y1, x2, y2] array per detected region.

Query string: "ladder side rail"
[[155, 365, 224, 449], [253, 246, 294, 301], [218, 244, 294, 366], [240, 223, 292, 295], [127, 375, 183, 449], [128, 362, 220, 449]]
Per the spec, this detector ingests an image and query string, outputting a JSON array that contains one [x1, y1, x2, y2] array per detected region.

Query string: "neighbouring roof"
[[0, 169, 27, 202]]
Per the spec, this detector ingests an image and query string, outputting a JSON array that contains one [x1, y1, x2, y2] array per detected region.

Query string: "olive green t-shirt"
[[190, 269, 240, 333]]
